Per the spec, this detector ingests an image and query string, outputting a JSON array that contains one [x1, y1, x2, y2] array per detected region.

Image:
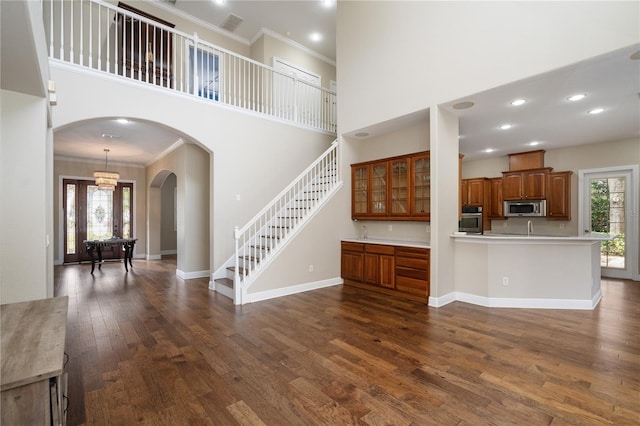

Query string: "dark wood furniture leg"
[[87, 244, 96, 274]]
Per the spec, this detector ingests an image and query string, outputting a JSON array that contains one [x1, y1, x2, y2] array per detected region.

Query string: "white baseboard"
[[429, 290, 602, 310], [176, 269, 210, 279], [161, 250, 177, 255], [246, 277, 343, 304], [147, 254, 162, 260]]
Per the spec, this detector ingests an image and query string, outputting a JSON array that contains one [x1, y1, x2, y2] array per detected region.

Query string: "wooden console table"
[[84, 238, 137, 274], [1, 296, 69, 425]]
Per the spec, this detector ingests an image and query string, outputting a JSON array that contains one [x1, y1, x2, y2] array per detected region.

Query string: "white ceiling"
[[53, 3, 639, 166]]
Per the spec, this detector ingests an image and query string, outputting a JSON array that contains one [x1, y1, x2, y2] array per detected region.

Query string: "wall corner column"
[[429, 106, 459, 304]]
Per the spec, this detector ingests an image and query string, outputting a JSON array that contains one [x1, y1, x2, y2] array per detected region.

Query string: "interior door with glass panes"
[[63, 179, 133, 264]]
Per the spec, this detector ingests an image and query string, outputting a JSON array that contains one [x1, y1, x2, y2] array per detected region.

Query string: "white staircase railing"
[[232, 140, 341, 304], [41, 0, 337, 133]]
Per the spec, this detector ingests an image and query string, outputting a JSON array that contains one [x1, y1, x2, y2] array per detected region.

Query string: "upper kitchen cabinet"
[[488, 177, 505, 219], [410, 153, 431, 219], [351, 151, 430, 221], [390, 158, 410, 216], [461, 178, 489, 207], [502, 168, 551, 200], [547, 171, 572, 220]]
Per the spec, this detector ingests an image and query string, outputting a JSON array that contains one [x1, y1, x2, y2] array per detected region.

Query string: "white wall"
[[160, 173, 177, 253], [51, 65, 335, 275], [337, 1, 639, 301], [337, 1, 639, 134], [0, 90, 51, 303]]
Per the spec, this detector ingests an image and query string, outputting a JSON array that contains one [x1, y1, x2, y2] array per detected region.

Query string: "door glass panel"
[[354, 167, 368, 214], [371, 164, 387, 213], [413, 157, 430, 214], [66, 184, 76, 255], [590, 177, 625, 269], [87, 185, 114, 240], [391, 161, 408, 214], [123, 186, 131, 238]]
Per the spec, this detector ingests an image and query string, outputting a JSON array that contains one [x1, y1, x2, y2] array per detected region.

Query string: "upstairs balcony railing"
[[42, 0, 337, 133]]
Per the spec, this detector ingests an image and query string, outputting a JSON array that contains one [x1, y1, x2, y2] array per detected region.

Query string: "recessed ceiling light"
[[214, 0, 225, 5], [588, 107, 604, 115], [483, 148, 496, 153], [499, 124, 512, 130], [528, 141, 541, 146], [322, 0, 335, 7], [116, 118, 129, 124], [101, 133, 120, 139], [310, 32, 322, 42], [510, 99, 527, 106], [452, 101, 474, 110], [567, 93, 586, 102]]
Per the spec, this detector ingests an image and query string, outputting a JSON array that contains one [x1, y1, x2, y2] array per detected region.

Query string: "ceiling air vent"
[[222, 13, 244, 32]]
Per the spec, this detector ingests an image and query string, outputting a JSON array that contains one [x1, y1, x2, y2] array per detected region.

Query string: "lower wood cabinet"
[[341, 241, 429, 302]]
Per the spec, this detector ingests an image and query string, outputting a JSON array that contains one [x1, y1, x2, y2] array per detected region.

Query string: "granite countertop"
[[342, 237, 430, 249]]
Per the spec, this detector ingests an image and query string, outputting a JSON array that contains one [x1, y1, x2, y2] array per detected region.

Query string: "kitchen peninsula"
[[446, 233, 614, 310]]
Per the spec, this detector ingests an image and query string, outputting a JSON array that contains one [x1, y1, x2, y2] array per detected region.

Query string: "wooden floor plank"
[[54, 260, 640, 425]]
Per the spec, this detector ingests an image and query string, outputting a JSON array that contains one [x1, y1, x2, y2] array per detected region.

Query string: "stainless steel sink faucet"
[[527, 220, 534, 237]]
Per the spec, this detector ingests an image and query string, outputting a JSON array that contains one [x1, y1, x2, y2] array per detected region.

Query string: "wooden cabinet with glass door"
[[351, 151, 430, 221], [411, 153, 430, 220], [390, 158, 410, 216]]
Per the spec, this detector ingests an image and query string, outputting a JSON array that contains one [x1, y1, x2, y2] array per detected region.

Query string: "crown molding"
[[146, 138, 186, 166], [54, 155, 146, 168]]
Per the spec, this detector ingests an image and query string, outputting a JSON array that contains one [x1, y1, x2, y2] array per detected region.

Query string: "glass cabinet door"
[[412, 155, 430, 217], [391, 159, 409, 215], [352, 166, 368, 216], [370, 163, 388, 214]]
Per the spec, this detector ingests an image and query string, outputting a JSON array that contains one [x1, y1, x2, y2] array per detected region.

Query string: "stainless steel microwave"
[[504, 199, 546, 217]]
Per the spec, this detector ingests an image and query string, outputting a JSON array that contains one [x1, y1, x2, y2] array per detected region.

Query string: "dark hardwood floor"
[[54, 258, 640, 425]]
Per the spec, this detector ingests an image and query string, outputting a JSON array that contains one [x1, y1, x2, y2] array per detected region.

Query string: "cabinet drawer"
[[396, 256, 428, 271], [396, 266, 428, 280], [395, 276, 428, 296], [395, 247, 429, 259], [342, 242, 364, 252], [365, 244, 395, 255]]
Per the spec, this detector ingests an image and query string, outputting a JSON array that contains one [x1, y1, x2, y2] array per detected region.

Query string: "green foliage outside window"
[[590, 180, 610, 233]]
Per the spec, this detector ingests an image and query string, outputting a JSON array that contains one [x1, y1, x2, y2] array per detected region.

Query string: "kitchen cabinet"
[[488, 177, 505, 219], [502, 168, 551, 200], [364, 244, 395, 288], [462, 178, 489, 207], [461, 179, 469, 206], [342, 242, 429, 302], [547, 171, 572, 220], [341, 242, 364, 282], [395, 247, 430, 299], [390, 158, 410, 216], [410, 153, 431, 219], [351, 151, 430, 221]]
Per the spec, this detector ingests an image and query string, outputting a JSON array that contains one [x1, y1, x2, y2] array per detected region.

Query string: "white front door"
[[579, 166, 639, 280]]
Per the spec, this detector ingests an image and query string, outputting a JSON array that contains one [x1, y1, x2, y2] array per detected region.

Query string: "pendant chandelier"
[[93, 148, 119, 191]]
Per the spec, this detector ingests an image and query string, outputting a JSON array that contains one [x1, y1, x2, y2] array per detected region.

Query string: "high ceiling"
[[53, 2, 639, 166]]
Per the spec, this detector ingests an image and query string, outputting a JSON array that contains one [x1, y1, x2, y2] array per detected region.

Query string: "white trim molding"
[[245, 278, 343, 304], [429, 290, 602, 310], [176, 269, 210, 279]]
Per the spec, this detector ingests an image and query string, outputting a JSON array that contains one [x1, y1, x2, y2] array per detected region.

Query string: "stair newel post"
[[233, 226, 241, 303]]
